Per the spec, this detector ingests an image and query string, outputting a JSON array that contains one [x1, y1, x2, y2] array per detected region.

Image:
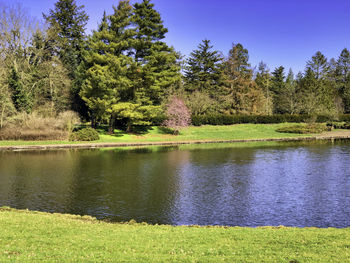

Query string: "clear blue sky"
[[12, 0, 350, 73]]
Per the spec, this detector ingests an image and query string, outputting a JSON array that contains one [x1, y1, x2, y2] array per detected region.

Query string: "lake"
[[1, 140, 350, 227]]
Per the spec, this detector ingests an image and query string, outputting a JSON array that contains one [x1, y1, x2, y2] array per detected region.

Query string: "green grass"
[[0, 207, 349, 262], [0, 123, 314, 147]]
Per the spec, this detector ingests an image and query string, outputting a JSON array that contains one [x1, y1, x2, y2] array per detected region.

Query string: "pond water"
[[1, 140, 350, 227]]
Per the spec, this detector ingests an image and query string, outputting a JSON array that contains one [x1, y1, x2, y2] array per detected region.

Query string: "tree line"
[[1, 0, 350, 131]]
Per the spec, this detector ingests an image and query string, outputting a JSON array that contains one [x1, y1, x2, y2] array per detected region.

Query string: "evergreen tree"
[[297, 68, 319, 114], [255, 62, 272, 114], [132, 0, 168, 62], [44, 0, 89, 116], [130, 0, 181, 105], [272, 67, 300, 114], [270, 66, 285, 113], [80, 1, 133, 130], [8, 66, 31, 113], [184, 39, 223, 96], [222, 43, 265, 114], [336, 48, 350, 112], [304, 52, 336, 114], [306, 51, 329, 80], [282, 69, 299, 114], [44, 0, 89, 76], [226, 43, 251, 79]]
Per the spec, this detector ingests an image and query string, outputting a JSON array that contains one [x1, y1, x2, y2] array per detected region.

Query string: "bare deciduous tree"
[[0, 2, 39, 61]]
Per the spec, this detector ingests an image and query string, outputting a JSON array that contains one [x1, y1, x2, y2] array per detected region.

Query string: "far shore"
[[1, 125, 350, 151]]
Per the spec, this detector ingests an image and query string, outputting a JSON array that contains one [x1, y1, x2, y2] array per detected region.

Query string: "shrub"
[[69, 127, 100, 141], [163, 96, 191, 134], [0, 111, 80, 141], [276, 124, 331, 134], [58, 111, 81, 133]]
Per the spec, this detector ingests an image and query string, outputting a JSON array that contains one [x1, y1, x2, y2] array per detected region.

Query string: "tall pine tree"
[[222, 43, 266, 114], [303, 51, 336, 114], [184, 39, 223, 96], [336, 48, 350, 112], [130, 0, 181, 105], [44, 0, 89, 116], [80, 1, 133, 130], [44, 0, 89, 76], [255, 62, 273, 114], [270, 66, 286, 114]]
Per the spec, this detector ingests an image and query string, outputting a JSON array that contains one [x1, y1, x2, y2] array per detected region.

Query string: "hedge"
[[190, 114, 350, 126]]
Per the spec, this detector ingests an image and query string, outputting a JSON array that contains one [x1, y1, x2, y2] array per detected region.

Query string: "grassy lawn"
[[0, 123, 313, 147], [0, 207, 349, 262]]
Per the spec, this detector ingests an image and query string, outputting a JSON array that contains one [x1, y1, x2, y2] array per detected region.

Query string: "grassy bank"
[[0, 208, 349, 262], [0, 123, 315, 147]]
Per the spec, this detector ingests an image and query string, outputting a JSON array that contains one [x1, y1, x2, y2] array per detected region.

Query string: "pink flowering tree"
[[163, 96, 191, 135]]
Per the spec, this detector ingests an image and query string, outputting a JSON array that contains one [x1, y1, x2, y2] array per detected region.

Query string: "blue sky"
[[12, 0, 350, 73]]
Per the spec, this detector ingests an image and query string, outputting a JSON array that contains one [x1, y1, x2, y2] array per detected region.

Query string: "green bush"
[[69, 127, 100, 141], [276, 124, 331, 134]]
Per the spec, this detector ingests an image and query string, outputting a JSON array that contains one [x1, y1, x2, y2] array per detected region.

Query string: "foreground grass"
[[0, 208, 349, 262], [0, 123, 313, 147]]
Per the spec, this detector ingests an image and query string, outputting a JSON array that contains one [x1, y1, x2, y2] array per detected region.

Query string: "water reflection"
[[0, 141, 350, 227]]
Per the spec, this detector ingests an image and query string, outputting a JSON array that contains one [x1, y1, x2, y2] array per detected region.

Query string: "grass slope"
[[0, 124, 312, 146], [0, 208, 349, 262]]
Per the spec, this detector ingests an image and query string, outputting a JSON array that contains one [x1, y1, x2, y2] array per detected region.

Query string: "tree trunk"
[[91, 116, 96, 128], [0, 105, 4, 129], [108, 115, 115, 134], [126, 121, 132, 133]]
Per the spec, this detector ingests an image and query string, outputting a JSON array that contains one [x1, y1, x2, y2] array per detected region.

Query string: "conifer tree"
[[130, 0, 181, 106], [303, 52, 336, 114], [297, 68, 320, 114], [8, 66, 32, 113], [255, 62, 272, 114], [270, 66, 286, 114], [44, 0, 89, 116], [336, 48, 350, 112], [44, 0, 89, 76], [278, 69, 299, 114], [222, 43, 265, 114], [80, 1, 133, 130], [132, 0, 168, 62], [184, 39, 223, 96], [306, 51, 329, 80]]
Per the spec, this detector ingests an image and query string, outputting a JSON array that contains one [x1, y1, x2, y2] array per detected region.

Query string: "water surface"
[[1, 140, 350, 227]]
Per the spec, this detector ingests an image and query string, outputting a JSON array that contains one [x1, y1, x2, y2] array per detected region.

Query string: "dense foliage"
[[1, 0, 350, 134], [69, 127, 100, 141]]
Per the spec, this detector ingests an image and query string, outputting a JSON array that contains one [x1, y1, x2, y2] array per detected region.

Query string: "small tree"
[[163, 96, 191, 135]]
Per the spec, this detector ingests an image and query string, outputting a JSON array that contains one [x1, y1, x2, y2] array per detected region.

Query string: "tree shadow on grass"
[[96, 125, 174, 137], [158, 126, 175, 135], [102, 126, 156, 137], [130, 126, 153, 135], [95, 126, 127, 137]]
